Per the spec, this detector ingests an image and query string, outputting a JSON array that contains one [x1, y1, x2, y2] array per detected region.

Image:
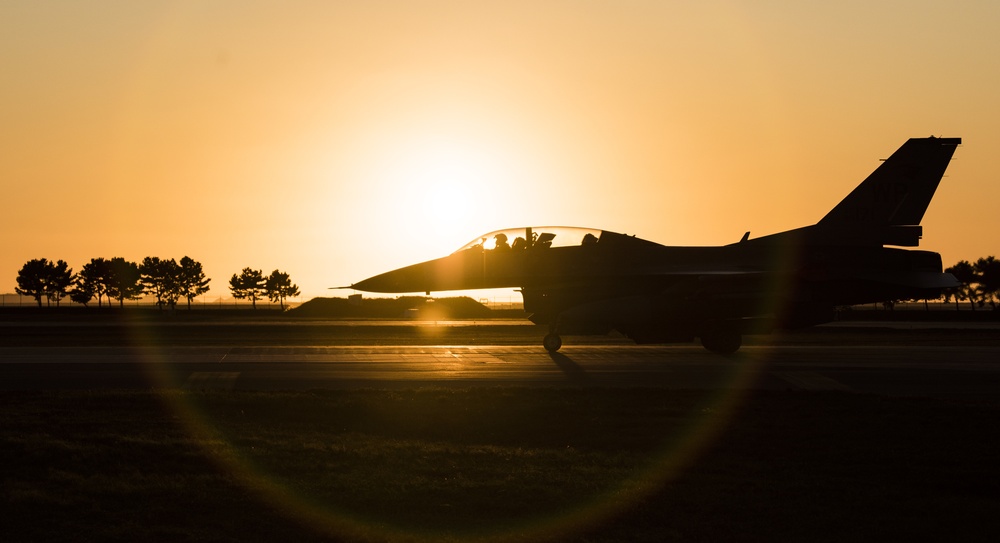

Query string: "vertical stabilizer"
[[819, 137, 960, 229]]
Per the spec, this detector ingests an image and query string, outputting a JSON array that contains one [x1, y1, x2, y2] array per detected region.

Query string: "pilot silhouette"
[[494, 233, 510, 250]]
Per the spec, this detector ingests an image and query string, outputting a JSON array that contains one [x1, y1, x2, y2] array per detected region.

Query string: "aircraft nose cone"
[[350, 273, 400, 293], [349, 249, 505, 294], [350, 263, 430, 293]]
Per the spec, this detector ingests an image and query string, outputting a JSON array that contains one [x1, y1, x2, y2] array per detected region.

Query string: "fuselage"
[[351, 226, 952, 337]]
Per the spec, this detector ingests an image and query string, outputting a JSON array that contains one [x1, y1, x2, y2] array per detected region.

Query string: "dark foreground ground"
[[2, 317, 1000, 542], [4, 389, 999, 543]]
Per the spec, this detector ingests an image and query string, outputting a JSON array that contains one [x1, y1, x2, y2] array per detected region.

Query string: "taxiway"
[[2, 342, 999, 398]]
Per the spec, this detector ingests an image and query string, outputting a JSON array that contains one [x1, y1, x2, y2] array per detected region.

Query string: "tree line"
[[14, 257, 300, 310], [944, 256, 1000, 310], [229, 267, 300, 310], [14, 254, 996, 312]]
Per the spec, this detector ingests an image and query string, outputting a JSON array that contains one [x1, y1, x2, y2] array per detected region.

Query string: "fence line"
[[0, 293, 302, 309], [5, 292, 995, 312], [0, 293, 527, 310]]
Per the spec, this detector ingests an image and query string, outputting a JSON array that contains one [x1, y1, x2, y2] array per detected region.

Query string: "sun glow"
[[410, 140, 485, 221], [352, 128, 528, 262], [395, 140, 491, 235]]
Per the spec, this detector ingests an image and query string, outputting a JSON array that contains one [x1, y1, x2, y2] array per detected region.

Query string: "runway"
[[3, 342, 1000, 398]]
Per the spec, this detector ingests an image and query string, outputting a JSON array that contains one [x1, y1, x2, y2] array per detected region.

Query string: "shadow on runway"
[[548, 352, 590, 383]]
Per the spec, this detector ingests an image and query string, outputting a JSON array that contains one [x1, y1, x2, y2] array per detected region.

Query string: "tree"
[[229, 268, 265, 309], [140, 257, 183, 310], [15, 259, 50, 307], [265, 269, 300, 310], [106, 257, 143, 307], [76, 258, 111, 307], [974, 256, 1000, 310], [15, 258, 73, 307], [45, 260, 74, 307], [178, 256, 211, 309], [945, 260, 979, 311], [69, 278, 96, 306]]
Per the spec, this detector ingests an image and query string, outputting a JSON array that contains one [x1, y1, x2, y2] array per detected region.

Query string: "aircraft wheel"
[[700, 330, 742, 355], [543, 333, 563, 352]]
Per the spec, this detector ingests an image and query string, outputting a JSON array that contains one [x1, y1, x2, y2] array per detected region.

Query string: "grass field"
[[3, 387, 1000, 542]]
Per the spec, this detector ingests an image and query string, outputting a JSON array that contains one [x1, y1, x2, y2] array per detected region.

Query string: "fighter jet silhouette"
[[349, 137, 961, 354]]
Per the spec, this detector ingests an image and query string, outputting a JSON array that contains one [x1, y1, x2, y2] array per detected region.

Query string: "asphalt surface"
[[2, 322, 1000, 397]]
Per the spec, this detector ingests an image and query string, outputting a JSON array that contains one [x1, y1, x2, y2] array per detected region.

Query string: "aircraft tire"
[[700, 331, 741, 355], [543, 333, 563, 352]]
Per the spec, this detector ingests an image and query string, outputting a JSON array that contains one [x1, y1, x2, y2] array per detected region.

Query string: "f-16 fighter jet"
[[349, 137, 961, 354]]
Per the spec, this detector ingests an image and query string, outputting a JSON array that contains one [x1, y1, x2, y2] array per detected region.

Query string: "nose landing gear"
[[543, 332, 562, 352]]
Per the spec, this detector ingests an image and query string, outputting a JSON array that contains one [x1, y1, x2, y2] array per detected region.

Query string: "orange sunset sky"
[[3, 1, 998, 300]]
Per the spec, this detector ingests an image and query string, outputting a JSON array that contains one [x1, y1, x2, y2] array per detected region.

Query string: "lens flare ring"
[[127, 319, 771, 541]]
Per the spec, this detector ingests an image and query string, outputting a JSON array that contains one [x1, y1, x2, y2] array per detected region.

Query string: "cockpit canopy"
[[455, 227, 603, 254]]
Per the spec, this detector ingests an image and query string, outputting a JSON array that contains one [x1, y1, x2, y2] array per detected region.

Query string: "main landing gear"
[[699, 329, 742, 355]]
